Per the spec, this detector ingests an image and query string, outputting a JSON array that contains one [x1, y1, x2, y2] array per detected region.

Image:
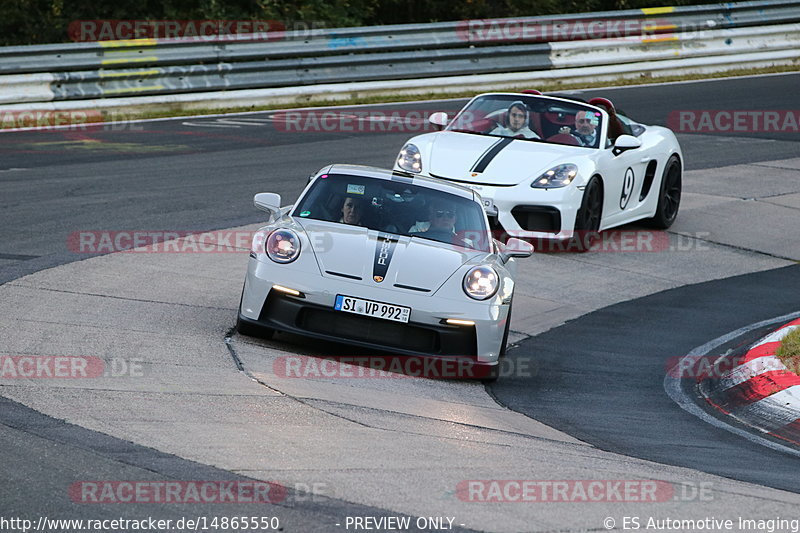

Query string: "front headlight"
[[531, 163, 578, 188], [265, 229, 301, 263], [463, 266, 499, 300], [397, 143, 422, 173]]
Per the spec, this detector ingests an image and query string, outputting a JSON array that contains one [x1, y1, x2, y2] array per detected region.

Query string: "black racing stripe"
[[372, 232, 399, 283], [470, 137, 514, 173], [469, 140, 502, 173]]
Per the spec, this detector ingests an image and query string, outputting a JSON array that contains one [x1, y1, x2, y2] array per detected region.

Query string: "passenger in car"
[[489, 101, 540, 139], [338, 196, 364, 225]]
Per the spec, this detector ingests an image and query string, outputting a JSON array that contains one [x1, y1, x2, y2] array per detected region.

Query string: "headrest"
[[588, 97, 616, 115]]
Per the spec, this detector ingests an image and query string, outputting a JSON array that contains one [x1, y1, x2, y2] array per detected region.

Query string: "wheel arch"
[[662, 152, 683, 187], [589, 172, 605, 199], [667, 151, 682, 169]]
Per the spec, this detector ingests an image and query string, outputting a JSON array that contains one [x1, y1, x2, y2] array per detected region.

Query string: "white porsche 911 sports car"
[[393, 92, 683, 244], [236, 164, 532, 378]]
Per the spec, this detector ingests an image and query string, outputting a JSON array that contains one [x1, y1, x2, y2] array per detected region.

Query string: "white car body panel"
[[238, 164, 528, 366], [394, 93, 684, 240], [298, 219, 481, 293], [429, 131, 575, 186]]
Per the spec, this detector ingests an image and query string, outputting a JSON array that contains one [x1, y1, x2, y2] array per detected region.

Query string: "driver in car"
[[559, 110, 599, 147], [409, 200, 473, 247], [489, 101, 540, 139]]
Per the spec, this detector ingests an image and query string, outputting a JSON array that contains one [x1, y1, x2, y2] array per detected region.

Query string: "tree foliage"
[[1, 0, 711, 46]]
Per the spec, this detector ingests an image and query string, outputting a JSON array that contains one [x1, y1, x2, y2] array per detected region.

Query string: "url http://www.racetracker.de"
[[0, 515, 463, 532], [0, 516, 282, 532]]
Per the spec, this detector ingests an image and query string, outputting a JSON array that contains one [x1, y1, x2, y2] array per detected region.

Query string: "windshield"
[[293, 173, 491, 252], [445, 94, 604, 148]]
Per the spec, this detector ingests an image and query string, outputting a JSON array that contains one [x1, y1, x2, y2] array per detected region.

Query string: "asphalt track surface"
[[2, 72, 800, 286], [491, 264, 800, 494], [1, 73, 799, 526]]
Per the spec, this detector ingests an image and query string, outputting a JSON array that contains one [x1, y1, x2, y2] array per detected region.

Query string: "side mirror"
[[429, 112, 449, 130], [500, 238, 534, 262], [613, 135, 642, 155], [254, 193, 282, 220]]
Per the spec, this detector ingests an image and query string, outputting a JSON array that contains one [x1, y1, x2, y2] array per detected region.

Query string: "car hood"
[[428, 131, 579, 186], [297, 220, 484, 294]]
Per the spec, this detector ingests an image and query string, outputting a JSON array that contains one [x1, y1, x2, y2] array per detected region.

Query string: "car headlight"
[[463, 266, 499, 300], [265, 229, 301, 263], [531, 163, 578, 188], [397, 143, 422, 173]]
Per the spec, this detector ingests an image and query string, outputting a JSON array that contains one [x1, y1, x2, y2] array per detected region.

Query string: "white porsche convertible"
[[237, 165, 532, 379], [394, 92, 683, 244]]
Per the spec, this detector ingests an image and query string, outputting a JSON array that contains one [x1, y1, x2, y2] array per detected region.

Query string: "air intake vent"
[[393, 284, 431, 292], [326, 271, 362, 280]]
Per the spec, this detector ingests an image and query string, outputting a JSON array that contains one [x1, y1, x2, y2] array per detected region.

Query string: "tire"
[[483, 301, 512, 383], [569, 176, 603, 252], [647, 155, 682, 229]]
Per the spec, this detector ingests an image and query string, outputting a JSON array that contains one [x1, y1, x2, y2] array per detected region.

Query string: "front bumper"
[[429, 174, 585, 240], [240, 257, 509, 363], [484, 184, 584, 240], [244, 291, 477, 356]]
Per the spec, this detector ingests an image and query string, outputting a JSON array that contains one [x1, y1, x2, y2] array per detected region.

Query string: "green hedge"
[[1, 0, 712, 46]]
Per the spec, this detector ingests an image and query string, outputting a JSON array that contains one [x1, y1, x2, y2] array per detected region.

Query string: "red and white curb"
[[664, 312, 800, 457], [700, 319, 800, 446]]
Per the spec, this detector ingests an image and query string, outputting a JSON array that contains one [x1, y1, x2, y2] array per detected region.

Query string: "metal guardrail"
[[0, 0, 799, 106]]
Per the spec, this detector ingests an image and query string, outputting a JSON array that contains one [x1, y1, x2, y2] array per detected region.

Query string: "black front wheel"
[[570, 176, 603, 252], [647, 155, 682, 229]]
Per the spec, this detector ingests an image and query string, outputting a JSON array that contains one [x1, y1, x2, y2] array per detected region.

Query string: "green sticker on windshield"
[[347, 184, 365, 195], [300, 210, 311, 217]]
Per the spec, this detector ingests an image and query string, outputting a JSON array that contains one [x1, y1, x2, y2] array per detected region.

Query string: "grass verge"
[[776, 326, 800, 374]]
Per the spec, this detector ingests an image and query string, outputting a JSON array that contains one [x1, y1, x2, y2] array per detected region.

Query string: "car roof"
[[323, 164, 477, 201]]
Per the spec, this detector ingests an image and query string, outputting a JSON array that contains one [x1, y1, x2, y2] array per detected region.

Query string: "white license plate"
[[334, 295, 410, 323]]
